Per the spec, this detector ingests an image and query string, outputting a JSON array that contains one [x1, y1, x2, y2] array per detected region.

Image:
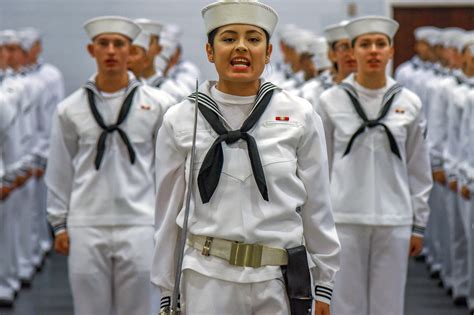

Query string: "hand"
[[461, 186, 471, 200], [34, 168, 45, 178], [314, 301, 330, 315], [409, 235, 423, 257], [448, 180, 457, 193], [432, 170, 446, 185], [54, 231, 70, 256], [0, 186, 12, 201]]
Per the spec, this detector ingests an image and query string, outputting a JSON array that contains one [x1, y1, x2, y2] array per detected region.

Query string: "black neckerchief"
[[339, 82, 403, 159], [187, 82, 279, 204], [84, 84, 139, 170]]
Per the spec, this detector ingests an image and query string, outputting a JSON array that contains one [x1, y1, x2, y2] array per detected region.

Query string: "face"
[[206, 24, 272, 84], [87, 33, 131, 76], [329, 38, 357, 76], [127, 45, 147, 77], [300, 54, 316, 79], [445, 47, 463, 69], [4, 43, 27, 71], [28, 41, 42, 64], [148, 35, 162, 58], [0, 46, 7, 70], [415, 40, 430, 61], [463, 46, 474, 74], [353, 33, 393, 75]]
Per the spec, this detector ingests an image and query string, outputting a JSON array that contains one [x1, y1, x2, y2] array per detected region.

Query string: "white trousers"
[[68, 225, 158, 315], [331, 224, 411, 315], [425, 182, 444, 272], [451, 191, 469, 299], [182, 269, 290, 315], [467, 199, 474, 310]]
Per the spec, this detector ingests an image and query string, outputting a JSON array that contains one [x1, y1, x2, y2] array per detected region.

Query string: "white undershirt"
[[211, 85, 256, 130], [99, 88, 127, 123], [353, 80, 387, 119]]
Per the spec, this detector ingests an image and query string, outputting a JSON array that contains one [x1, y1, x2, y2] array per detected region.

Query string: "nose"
[[369, 43, 378, 53], [106, 42, 116, 54], [235, 38, 248, 53]]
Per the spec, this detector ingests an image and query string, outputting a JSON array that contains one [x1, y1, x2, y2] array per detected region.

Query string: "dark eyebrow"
[[219, 30, 238, 36]]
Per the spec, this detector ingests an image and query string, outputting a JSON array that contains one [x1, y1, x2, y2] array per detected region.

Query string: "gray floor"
[[0, 254, 469, 315]]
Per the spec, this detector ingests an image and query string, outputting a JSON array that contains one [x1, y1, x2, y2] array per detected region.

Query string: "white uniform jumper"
[[151, 80, 341, 313], [319, 74, 432, 315], [45, 73, 175, 315]]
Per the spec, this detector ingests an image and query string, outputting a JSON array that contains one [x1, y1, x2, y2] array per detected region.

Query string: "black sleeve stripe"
[[53, 224, 67, 233], [316, 287, 333, 295], [160, 296, 171, 307], [413, 225, 425, 234], [316, 292, 332, 300], [315, 285, 333, 293]]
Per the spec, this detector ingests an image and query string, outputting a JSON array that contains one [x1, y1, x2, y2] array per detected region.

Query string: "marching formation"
[[395, 26, 474, 313], [0, 28, 64, 305], [0, 0, 473, 315]]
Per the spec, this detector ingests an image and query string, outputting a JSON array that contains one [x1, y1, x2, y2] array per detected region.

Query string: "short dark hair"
[[207, 27, 270, 49]]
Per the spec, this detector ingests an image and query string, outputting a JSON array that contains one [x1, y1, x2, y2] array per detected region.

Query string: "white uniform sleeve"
[[458, 101, 471, 187], [317, 96, 335, 175], [426, 83, 448, 170], [406, 108, 433, 237], [150, 118, 186, 297], [44, 108, 78, 235], [297, 109, 340, 304]]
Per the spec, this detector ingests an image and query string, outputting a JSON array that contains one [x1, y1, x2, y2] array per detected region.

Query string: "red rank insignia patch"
[[275, 116, 290, 121], [141, 104, 151, 110], [395, 108, 405, 114]]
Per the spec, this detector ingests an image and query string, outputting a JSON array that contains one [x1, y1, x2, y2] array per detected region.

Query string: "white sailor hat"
[[291, 30, 317, 55], [159, 26, 180, 59], [18, 27, 41, 51], [459, 32, 474, 53], [279, 26, 302, 47], [1, 30, 21, 46], [439, 27, 464, 49], [414, 26, 438, 42], [84, 16, 141, 41], [202, 0, 279, 37], [425, 28, 442, 46], [310, 37, 331, 69], [132, 30, 151, 51], [344, 16, 399, 41], [134, 18, 163, 37], [324, 21, 349, 44]]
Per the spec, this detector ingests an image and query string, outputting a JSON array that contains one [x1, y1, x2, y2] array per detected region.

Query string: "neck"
[[95, 72, 129, 93], [216, 79, 260, 96], [142, 66, 157, 79], [355, 71, 386, 89], [335, 71, 351, 84]]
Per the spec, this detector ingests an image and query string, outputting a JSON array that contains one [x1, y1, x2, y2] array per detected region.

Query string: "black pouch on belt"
[[281, 245, 313, 315]]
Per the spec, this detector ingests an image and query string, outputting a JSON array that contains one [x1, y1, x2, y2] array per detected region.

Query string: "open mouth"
[[230, 57, 251, 70]]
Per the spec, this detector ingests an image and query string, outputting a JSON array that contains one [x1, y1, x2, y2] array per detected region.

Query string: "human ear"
[[87, 43, 95, 58], [206, 42, 214, 63]]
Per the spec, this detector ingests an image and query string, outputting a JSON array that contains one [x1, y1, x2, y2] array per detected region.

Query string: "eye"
[[114, 40, 126, 48], [376, 41, 388, 48], [359, 42, 369, 48], [222, 37, 235, 43], [249, 37, 261, 43]]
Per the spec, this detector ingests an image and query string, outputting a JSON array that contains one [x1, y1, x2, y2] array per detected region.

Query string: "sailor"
[[151, 1, 341, 314], [424, 27, 465, 295], [19, 27, 65, 258], [127, 29, 152, 79], [318, 16, 432, 315], [299, 36, 334, 111], [45, 16, 175, 315], [323, 21, 356, 85], [457, 32, 474, 315], [455, 31, 474, 313]]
